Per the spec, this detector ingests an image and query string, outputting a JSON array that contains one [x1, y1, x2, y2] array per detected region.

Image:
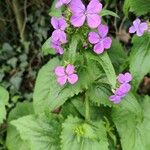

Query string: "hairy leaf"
[[11, 114, 62, 150], [6, 102, 34, 150], [61, 116, 109, 150], [129, 33, 150, 90]]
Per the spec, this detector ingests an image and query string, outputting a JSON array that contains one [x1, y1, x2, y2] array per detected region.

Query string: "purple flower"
[[88, 24, 112, 54], [129, 18, 148, 37], [109, 95, 122, 104], [55, 0, 72, 8], [109, 72, 132, 104], [117, 72, 132, 84], [55, 64, 78, 86], [51, 17, 67, 44], [69, 0, 102, 28], [51, 39, 64, 55]]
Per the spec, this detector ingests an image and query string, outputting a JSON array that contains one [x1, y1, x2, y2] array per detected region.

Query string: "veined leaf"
[[129, 33, 150, 90], [33, 57, 96, 114], [112, 93, 147, 150], [61, 116, 109, 150], [6, 102, 34, 150], [11, 114, 62, 150], [0, 86, 9, 124], [86, 52, 116, 88]]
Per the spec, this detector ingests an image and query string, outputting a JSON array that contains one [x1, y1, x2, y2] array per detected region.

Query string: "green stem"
[[85, 93, 90, 121]]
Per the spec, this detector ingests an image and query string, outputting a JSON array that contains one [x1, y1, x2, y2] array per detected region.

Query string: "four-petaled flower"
[[55, 0, 72, 8], [51, 17, 67, 43], [69, 0, 102, 28], [88, 24, 112, 54], [129, 18, 148, 37], [109, 72, 132, 104], [55, 64, 78, 86]]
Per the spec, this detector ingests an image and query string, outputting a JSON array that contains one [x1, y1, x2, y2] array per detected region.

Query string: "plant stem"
[[85, 93, 90, 121]]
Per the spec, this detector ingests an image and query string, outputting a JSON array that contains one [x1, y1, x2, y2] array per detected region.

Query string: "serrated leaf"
[[6, 102, 34, 150], [33, 57, 95, 114], [87, 84, 112, 107], [129, 33, 150, 90], [86, 52, 116, 88], [100, 9, 119, 18], [0, 86, 9, 124], [11, 114, 62, 150], [130, 0, 150, 16], [108, 38, 127, 73], [61, 116, 109, 150], [42, 37, 56, 55], [112, 93, 148, 150]]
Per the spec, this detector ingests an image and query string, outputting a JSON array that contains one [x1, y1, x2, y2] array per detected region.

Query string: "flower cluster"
[[129, 18, 148, 37], [88, 24, 112, 54], [109, 72, 132, 104], [51, 17, 67, 54], [55, 64, 78, 86]]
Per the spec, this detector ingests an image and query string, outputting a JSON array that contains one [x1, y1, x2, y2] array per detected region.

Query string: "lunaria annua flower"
[[109, 72, 132, 104], [55, 64, 78, 86], [55, 0, 72, 8], [129, 18, 148, 37], [88, 24, 112, 54], [69, 0, 102, 28]]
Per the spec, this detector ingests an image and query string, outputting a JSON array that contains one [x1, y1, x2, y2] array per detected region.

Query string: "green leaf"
[[65, 34, 80, 64], [130, 0, 150, 16], [100, 9, 119, 18], [0, 86, 9, 123], [112, 93, 147, 150], [49, 0, 63, 17], [6, 102, 34, 150], [108, 38, 127, 73], [123, 0, 131, 16], [87, 83, 112, 107], [86, 52, 116, 88], [61, 116, 109, 150], [129, 33, 150, 90], [33, 57, 95, 114], [11, 113, 62, 150], [42, 37, 56, 55]]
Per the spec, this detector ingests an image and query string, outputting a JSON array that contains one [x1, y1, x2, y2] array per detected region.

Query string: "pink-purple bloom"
[[55, 0, 72, 8], [69, 0, 102, 28], [51, 17, 67, 44], [55, 64, 78, 86], [109, 72, 132, 104], [129, 18, 148, 37], [88, 24, 112, 54]]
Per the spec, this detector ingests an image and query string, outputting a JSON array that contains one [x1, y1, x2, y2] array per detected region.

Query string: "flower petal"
[[103, 37, 112, 49], [93, 42, 104, 54], [55, 66, 65, 76], [129, 26, 136, 33], [55, 0, 63, 8], [109, 95, 122, 103], [140, 23, 148, 32], [87, 0, 102, 14], [57, 76, 67, 86], [70, 14, 86, 27], [68, 74, 78, 84], [58, 17, 67, 30], [52, 30, 67, 44], [98, 24, 109, 38], [133, 18, 141, 29], [51, 17, 59, 29], [66, 64, 75, 75], [87, 14, 101, 28], [88, 32, 100, 44], [69, 0, 85, 14]]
